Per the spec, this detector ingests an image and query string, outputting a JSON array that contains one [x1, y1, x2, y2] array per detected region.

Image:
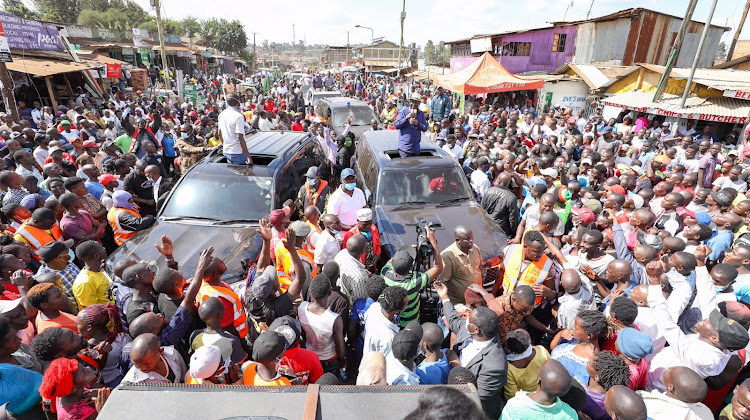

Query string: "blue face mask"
[[361, 231, 372, 240], [307, 178, 316, 186], [181, 132, 189, 139], [716, 284, 731, 293], [330, 228, 339, 235], [345, 183, 356, 191]]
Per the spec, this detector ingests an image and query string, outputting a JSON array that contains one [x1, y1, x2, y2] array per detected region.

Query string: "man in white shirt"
[[677, 120, 697, 137], [218, 94, 253, 165], [325, 168, 366, 231], [363, 286, 407, 357], [557, 269, 596, 330], [258, 111, 273, 132], [470, 157, 491, 202], [314, 214, 341, 272], [385, 328, 422, 385], [442, 135, 463, 161], [712, 166, 747, 193], [541, 118, 564, 139]]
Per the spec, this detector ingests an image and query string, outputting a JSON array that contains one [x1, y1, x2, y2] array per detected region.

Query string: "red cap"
[[98, 173, 120, 186], [189, 111, 199, 118], [567, 117, 576, 124], [571, 206, 595, 225], [268, 209, 286, 227], [605, 185, 626, 195], [82, 140, 97, 148]]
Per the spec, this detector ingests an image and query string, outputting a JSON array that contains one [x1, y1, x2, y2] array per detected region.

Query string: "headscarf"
[[78, 303, 124, 342], [112, 190, 135, 209], [20, 194, 42, 211]]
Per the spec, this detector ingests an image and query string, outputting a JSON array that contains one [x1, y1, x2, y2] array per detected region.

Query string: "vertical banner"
[[0, 19, 11, 62]]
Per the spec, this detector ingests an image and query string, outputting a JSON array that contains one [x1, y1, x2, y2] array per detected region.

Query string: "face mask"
[[307, 178, 316, 186], [329, 228, 339, 235], [181, 132, 189, 139], [361, 231, 372, 240], [466, 247, 474, 254], [716, 284, 731, 293], [344, 139, 352, 147], [345, 183, 356, 191]]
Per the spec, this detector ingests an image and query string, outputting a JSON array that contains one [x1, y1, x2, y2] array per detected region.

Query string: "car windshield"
[[162, 173, 273, 221], [334, 106, 378, 127], [377, 167, 474, 205]]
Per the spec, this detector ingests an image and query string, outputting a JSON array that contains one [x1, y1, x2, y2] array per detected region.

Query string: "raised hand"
[[154, 235, 174, 257], [196, 246, 214, 274], [257, 218, 273, 242], [280, 227, 296, 251]]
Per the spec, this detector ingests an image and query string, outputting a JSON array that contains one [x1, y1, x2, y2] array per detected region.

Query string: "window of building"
[[499, 42, 531, 56], [552, 34, 567, 52]]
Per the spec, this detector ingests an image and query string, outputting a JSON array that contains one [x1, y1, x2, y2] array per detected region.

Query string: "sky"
[[133, 0, 750, 49]]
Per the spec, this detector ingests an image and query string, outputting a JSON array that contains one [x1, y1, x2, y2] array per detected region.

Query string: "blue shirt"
[[416, 350, 451, 385], [706, 230, 734, 261], [394, 106, 427, 154], [161, 134, 176, 157], [351, 297, 375, 354], [85, 180, 104, 200]]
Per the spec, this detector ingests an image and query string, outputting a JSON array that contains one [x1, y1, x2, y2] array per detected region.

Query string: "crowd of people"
[[2, 67, 750, 420]]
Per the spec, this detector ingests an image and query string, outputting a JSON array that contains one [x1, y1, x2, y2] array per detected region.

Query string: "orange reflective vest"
[[276, 247, 315, 295], [197, 281, 249, 338], [107, 207, 141, 246], [305, 180, 328, 208], [303, 221, 322, 254], [15, 223, 63, 261], [502, 244, 553, 306], [241, 362, 290, 386]]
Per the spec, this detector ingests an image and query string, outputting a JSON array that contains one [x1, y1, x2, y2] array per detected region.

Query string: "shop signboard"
[[0, 12, 63, 51], [105, 64, 122, 78], [0, 19, 12, 62], [604, 102, 748, 124], [724, 90, 750, 101]]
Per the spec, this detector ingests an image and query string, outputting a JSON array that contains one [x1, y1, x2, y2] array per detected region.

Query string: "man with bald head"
[[595, 259, 634, 312], [514, 193, 563, 244], [441, 225, 483, 303], [122, 333, 187, 383], [480, 171, 519, 237], [334, 233, 369, 304], [557, 268, 596, 330], [639, 366, 712, 419], [314, 213, 341, 271], [627, 208, 655, 249], [175, 122, 210, 173], [605, 385, 647, 420], [501, 359, 577, 419]]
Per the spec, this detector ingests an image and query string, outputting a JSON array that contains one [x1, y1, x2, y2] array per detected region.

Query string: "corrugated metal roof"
[[602, 90, 750, 123], [5, 55, 100, 77], [639, 64, 750, 92], [554, 63, 639, 89], [551, 7, 730, 30]]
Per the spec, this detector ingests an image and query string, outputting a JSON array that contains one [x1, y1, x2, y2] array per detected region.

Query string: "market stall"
[[431, 52, 544, 114]]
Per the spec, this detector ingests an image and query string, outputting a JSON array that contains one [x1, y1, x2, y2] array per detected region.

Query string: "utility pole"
[[0, 62, 18, 122], [728, 0, 750, 60], [152, 0, 171, 91], [251, 32, 258, 70], [585, 0, 594, 19], [347, 31, 350, 64], [398, 0, 406, 77], [681, 0, 719, 107], [653, 0, 698, 102]]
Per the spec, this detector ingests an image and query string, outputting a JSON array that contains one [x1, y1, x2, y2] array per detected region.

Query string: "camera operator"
[[381, 227, 444, 327]]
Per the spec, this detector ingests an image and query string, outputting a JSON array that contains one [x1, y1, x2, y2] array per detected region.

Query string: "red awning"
[[432, 52, 544, 95]]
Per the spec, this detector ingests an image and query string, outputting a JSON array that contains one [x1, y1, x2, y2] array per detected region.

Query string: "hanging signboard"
[[105, 64, 122, 78], [0, 19, 11, 62], [0, 12, 63, 51]]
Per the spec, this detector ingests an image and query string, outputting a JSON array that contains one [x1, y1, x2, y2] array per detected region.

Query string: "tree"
[[3, 0, 39, 19], [716, 41, 728, 61], [32, 0, 81, 23], [214, 19, 246, 54], [76, 1, 151, 30], [181, 16, 200, 38], [424, 40, 436, 64]]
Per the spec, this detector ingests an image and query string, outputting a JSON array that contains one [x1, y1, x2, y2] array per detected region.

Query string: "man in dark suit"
[[436, 281, 508, 419]]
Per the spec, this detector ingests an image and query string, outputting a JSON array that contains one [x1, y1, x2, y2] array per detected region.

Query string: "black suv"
[[105, 131, 328, 285], [353, 131, 508, 284]]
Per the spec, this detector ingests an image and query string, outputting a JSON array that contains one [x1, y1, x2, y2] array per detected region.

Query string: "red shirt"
[[627, 358, 649, 390], [342, 225, 381, 263], [44, 153, 77, 167], [280, 345, 323, 385], [291, 122, 303, 132]]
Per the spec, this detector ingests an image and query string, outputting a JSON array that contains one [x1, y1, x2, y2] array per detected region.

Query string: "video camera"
[[412, 217, 442, 273]]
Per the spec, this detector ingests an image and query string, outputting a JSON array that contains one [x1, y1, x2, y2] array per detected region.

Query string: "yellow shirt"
[[504, 346, 550, 400], [207, 137, 222, 148], [719, 403, 735, 420], [72, 269, 113, 310]]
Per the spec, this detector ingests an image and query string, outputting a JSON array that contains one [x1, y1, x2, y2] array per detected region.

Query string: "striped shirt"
[[334, 250, 369, 305], [381, 264, 429, 327]]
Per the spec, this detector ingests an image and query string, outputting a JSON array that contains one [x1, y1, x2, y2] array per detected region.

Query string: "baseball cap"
[[305, 166, 320, 179], [581, 198, 602, 213], [60, 120, 71, 126], [604, 185, 626, 195], [9, 132, 21, 139], [356, 208, 373, 222], [268, 209, 287, 227], [628, 192, 644, 210], [580, 158, 593, 166], [48, 146, 63, 155], [571, 206, 595, 225], [616, 328, 653, 360], [250, 265, 277, 301], [729, 150, 740, 157], [82, 141, 97, 148], [410, 93, 422, 102], [0, 297, 24, 314], [694, 212, 712, 226], [391, 327, 422, 362], [540, 168, 558, 178], [599, 126, 613, 134], [269, 315, 302, 348], [189, 345, 222, 380], [392, 245, 416, 275], [630, 165, 643, 175], [711, 190, 734, 207], [340, 168, 356, 179], [636, 232, 663, 252], [289, 220, 311, 237], [98, 174, 120, 186], [661, 121, 670, 126], [102, 140, 116, 149], [252, 331, 287, 363], [38, 239, 74, 263], [709, 309, 750, 350], [567, 117, 576, 124]]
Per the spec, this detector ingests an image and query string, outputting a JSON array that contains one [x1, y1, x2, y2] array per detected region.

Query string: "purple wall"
[[450, 56, 479, 72], [498, 26, 577, 74]]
